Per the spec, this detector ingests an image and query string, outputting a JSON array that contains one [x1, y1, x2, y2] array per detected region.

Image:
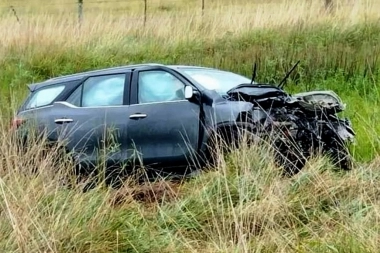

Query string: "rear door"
[[126, 66, 201, 168], [44, 72, 133, 167]]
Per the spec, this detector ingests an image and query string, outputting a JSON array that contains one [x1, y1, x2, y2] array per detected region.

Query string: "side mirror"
[[184, 85, 194, 99]]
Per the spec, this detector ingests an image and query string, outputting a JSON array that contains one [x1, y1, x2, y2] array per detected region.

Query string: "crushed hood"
[[226, 83, 288, 101]]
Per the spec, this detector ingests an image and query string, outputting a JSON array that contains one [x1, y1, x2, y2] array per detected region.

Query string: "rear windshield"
[[24, 84, 66, 110]]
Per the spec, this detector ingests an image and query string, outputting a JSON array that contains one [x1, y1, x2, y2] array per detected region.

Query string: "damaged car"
[[12, 62, 356, 179]]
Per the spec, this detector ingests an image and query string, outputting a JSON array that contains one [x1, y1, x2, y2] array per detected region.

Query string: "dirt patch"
[[109, 180, 183, 207]]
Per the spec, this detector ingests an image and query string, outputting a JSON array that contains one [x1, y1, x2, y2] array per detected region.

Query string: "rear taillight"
[[10, 117, 25, 130]]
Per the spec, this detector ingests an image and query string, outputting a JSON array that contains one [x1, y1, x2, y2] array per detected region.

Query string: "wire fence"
[[1, 0, 215, 26], [1, 1, 207, 15], [1, 0, 339, 25]]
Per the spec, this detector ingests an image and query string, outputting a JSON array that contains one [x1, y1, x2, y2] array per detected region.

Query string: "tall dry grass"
[[1, 114, 380, 252], [0, 0, 378, 58]]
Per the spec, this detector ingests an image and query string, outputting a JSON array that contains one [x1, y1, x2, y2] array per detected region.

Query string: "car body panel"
[[42, 102, 135, 167], [125, 101, 201, 167], [126, 65, 202, 167]]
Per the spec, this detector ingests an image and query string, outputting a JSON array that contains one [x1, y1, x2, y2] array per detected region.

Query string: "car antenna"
[[278, 60, 300, 89], [250, 62, 257, 85]]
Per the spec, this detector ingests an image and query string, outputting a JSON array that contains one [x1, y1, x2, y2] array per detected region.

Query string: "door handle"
[[55, 118, 74, 124], [129, 113, 147, 119]]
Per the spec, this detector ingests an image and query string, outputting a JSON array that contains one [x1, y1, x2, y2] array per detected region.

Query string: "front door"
[[126, 67, 201, 168]]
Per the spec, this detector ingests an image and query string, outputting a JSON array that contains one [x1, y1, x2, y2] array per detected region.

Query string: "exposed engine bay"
[[226, 61, 356, 175]]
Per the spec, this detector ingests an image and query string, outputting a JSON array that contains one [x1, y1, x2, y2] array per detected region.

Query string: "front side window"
[[25, 84, 66, 109], [138, 70, 186, 104], [66, 74, 126, 107]]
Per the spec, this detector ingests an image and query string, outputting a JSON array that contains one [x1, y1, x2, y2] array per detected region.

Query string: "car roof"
[[27, 63, 219, 92]]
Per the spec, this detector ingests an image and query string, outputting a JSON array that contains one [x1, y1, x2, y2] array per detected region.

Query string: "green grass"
[[1, 0, 380, 252]]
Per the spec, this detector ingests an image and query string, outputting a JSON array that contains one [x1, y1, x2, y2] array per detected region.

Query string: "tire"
[[207, 121, 308, 176], [325, 141, 353, 171], [230, 122, 307, 176], [272, 137, 306, 176], [204, 122, 258, 168]]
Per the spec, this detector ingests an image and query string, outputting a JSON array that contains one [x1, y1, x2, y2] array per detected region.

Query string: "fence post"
[[143, 0, 147, 27], [201, 0, 205, 17], [78, 0, 83, 25], [324, 0, 334, 13]]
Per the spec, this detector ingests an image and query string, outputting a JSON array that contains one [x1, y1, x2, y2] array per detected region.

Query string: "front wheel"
[[212, 121, 307, 176], [272, 137, 307, 176], [204, 122, 259, 167], [324, 141, 354, 171]]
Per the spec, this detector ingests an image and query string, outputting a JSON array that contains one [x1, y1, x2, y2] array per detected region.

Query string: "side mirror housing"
[[184, 85, 194, 99]]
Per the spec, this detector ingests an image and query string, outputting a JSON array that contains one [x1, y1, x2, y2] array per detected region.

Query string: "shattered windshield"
[[180, 68, 252, 95]]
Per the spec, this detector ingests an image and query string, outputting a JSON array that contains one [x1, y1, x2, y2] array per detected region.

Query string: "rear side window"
[[24, 85, 65, 110], [66, 74, 126, 107]]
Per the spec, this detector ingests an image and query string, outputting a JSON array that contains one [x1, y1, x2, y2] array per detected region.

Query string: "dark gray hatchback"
[[13, 63, 267, 176]]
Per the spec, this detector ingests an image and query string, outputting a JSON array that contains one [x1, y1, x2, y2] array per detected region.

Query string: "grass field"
[[1, 0, 380, 252]]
